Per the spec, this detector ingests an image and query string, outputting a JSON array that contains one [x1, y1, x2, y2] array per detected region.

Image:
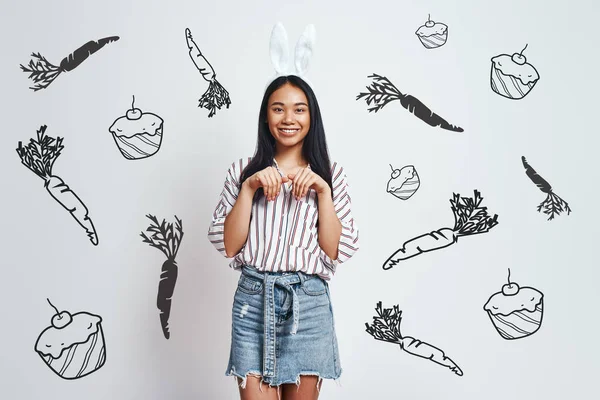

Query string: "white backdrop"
[[2, 0, 599, 399]]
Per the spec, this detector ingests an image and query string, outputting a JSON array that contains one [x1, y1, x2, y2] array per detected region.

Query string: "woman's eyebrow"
[[270, 101, 308, 106]]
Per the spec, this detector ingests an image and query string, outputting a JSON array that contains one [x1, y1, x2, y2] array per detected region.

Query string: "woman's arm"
[[318, 163, 360, 271], [317, 187, 343, 260], [208, 158, 253, 258], [223, 182, 256, 257]]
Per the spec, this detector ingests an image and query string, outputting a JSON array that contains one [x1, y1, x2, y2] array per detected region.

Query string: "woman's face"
[[267, 83, 310, 149]]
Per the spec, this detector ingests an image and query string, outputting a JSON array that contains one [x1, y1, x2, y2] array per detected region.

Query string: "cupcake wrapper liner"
[[113, 130, 162, 160], [418, 33, 447, 48], [388, 179, 420, 200], [41, 326, 106, 379], [390, 191, 417, 200], [488, 303, 543, 339], [491, 66, 536, 99]]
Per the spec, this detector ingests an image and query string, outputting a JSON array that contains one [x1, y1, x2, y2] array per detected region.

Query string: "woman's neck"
[[274, 146, 308, 168]]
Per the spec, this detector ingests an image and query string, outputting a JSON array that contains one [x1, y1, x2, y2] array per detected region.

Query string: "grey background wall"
[[2, 0, 599, 398]]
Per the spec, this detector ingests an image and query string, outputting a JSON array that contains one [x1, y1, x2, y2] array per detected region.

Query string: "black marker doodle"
[[356, 73, 464, 132], [108, 95, 164, 160], [387, 164, 420, 200], [491, 44, 540, 100], [522, 156, 571, 220], [383, 190, 498, 269], [415, 14, 448, 49], [483, 268, 544, 340], [16, 125, 98, 245], [20, 36, 119, 91], [366, 301, 463, 376], [35, 299, 106, 380], [140, 214, 184, 340], [185, 28, 231, 117]]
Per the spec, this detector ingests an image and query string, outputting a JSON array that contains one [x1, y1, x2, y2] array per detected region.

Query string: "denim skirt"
[[226, 265, 342, 389]]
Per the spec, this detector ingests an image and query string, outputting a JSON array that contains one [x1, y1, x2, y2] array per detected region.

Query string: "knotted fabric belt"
[[241, 265, 307, 378]]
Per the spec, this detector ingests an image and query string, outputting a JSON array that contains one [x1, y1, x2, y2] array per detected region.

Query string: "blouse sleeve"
[[207, 158, 246, 258], [320, 162, 360, 271]]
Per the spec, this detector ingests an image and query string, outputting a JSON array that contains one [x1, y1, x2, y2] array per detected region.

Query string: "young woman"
[[208, 74, 359, 400]]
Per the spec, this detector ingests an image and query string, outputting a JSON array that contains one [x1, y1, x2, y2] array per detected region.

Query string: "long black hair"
[[239, 75, 334, 202]]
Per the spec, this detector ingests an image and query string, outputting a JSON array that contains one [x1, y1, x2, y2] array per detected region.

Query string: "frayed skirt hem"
[[225, 366, 343, 395]]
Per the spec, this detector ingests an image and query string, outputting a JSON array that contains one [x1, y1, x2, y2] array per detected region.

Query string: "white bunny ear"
[[270, 22, 291, 75], [294, 23, 316, 76]]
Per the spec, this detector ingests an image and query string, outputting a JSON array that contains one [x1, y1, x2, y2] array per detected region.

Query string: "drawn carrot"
[[356, 73, 464, 132], [16, 125, 98, 245], [383, 190, 498, 269], [522, 156, 571, 220], [20, 36, 119, 91], [185, 28, 231, 117], [366, 301, 463, 376], [140, 214, 184, 340]]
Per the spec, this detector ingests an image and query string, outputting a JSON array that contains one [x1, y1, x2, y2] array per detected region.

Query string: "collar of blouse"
[[272, 158, 312, 176]]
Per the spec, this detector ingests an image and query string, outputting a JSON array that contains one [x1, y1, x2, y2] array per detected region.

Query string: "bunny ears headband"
[[265, 22, 317, 92]]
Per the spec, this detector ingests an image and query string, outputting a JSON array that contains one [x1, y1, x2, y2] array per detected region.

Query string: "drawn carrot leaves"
[[450, 190, 498, 236], [356, 73, 402, 113], [365, 301, 403, 343], [16, 125, 64, 179], [141, 214, 184, 259]]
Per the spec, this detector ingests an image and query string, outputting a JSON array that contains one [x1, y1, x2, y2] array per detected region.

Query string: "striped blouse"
[[207, 157, 360, 281]]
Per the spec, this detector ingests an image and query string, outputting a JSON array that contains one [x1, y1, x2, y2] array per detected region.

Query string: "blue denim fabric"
[[226, 265, 342, 388]]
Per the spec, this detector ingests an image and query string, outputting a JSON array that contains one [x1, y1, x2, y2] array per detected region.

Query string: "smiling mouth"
[[278, 128, 300, 135]]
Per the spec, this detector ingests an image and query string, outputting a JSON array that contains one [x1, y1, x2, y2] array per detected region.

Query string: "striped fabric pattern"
[[208, 157, 359, 281]]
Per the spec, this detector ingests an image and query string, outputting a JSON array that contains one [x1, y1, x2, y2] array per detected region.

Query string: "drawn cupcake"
[[483, 269, 543, 340], [415, 14, 448, 49], [34, 299, 106, 380], [490, 44, 540, 99], [387, 164, 420, 200], [109, 95, 164, 160]]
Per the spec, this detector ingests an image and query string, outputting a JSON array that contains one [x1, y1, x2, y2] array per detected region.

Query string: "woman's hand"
[[288, 168, 330, 199], [244, 166, 289, 201]]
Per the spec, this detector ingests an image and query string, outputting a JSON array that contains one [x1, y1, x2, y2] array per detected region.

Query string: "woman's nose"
[[283, 111, 294, 123]]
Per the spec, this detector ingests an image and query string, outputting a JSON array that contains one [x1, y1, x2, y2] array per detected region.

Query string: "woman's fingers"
[[268, 166, 284, 200], [300, 176, 316, 198], [265, 169, 276, 200], [302, 176, 316, 198], [294, 170, 304, 199], [273, 168, 282, 199], [290, 170, 301, 198], [262, 170, 271, 200], [254, 167, 320, 201], [293, 168, 311, 199], [253, 167, 288, 201], [298, 174, 308, 199], [257, 174, 268, 194]]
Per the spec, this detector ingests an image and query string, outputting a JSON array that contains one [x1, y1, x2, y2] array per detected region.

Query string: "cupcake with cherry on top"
[[415, 14, 448, 49], [34, 299, 106, 379], [109, 95, 164, 160], [490, 44, 540, 99], [386, 164, 420, 200], [483, 269, 544, 340]]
